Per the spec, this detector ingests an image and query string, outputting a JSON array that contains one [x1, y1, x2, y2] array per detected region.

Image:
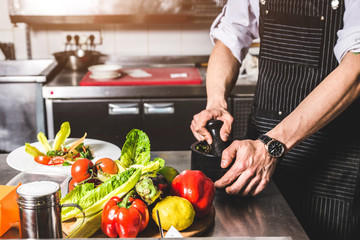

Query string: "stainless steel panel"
[[0, 59, 58, 83], [9, 0, 225, 24], [0, 83, 45, 152]]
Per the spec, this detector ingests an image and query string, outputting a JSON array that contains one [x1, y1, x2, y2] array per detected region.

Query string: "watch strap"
[[258, 134, 272, 145]]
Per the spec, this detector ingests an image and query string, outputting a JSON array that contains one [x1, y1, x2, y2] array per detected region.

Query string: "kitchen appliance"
[[190, 120, 232, 185], [0, 59, 59, 153]]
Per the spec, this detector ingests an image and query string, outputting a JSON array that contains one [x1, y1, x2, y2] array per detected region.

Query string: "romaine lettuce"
[[53, 121, 71, 151], [61, 168, 141, 220], [119, 129, 151, 168]]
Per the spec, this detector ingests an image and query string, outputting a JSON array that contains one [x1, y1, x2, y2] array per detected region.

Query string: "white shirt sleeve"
[[334, 0, 360, 62], [210, 0, 260, 63]]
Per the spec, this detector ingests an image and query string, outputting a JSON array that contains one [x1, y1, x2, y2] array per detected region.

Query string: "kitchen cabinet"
[[49, 99, 142, 147], [47, 95, 252, 151], [142, 98, 208, 150], [47, 97, 223, 151]]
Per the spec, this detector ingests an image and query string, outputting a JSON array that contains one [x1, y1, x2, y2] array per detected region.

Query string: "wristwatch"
[[258, 134, 286, 158]]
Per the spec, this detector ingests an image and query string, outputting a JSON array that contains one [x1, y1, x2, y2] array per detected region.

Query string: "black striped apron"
[[247, 1, 360, 239]]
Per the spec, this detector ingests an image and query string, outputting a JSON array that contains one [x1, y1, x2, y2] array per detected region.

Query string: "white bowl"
[[88, 64, 122, 79]]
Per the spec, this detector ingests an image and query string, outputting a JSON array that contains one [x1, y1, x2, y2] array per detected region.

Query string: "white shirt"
[[210, 0, 360, 63]]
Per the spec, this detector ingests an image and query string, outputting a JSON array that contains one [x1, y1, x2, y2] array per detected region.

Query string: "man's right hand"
[[190, 108, 233, 144]]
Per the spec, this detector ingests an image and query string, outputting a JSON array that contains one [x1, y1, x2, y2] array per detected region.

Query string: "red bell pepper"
[[101, 190, 149, 238], [171, 170, 215, 218]]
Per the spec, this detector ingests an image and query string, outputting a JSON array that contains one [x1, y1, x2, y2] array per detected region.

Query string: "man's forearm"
[[268, 52, 360, 151], [206, 41, 241, 110]]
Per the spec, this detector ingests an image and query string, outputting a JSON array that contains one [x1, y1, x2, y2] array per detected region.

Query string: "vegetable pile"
[[60, 128, 215, 238], [25, 122, 93, 166]]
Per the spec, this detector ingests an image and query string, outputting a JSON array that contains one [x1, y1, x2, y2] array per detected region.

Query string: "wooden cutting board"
[[62, 206, 215, 238]]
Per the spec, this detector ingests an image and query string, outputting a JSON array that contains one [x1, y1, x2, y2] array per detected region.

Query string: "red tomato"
[[95, 158, 118, 174], [34, 155, 51, 165], [71, 158, 94, 182], [68, 178, 78, 191], [48, 156, 65, 165]]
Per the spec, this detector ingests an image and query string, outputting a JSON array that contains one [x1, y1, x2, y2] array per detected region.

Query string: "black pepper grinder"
[[206, 119, 228, 157]]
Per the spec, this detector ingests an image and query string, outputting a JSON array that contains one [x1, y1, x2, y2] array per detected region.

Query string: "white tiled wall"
[[0, 0, 213, 60]]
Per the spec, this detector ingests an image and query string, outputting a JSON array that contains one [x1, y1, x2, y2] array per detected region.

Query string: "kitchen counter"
[[42, 68, 256, 99], [42, 55, 257, 99], [0, 151, 308, 240]]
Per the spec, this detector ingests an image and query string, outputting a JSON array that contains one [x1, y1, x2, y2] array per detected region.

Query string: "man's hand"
[[215, 139, 278, 196], [190, 108, 233, 144]]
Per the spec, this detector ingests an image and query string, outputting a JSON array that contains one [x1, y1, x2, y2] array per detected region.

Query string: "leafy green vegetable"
[[119, 129, 151, 168], [66, 211, 102, 238], [37, 132, 52, 153], [76, 144, 93, 159], [61, 183, 95, 208], [53, 121, 71, 151], [24, 143, 45, 158], [61, 168, 141, 220], [62, 161, 71, 166], [131, 157, 165, 175], [76, 168, 141, 218]]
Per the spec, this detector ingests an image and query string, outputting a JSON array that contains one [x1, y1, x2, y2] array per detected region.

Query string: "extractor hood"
[[8, 0, 226, 25]]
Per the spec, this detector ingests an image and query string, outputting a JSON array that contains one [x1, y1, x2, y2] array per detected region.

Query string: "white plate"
[[6, 138, 121, 173], [90, 72, 122, 80], [88, 64, 122, 73]]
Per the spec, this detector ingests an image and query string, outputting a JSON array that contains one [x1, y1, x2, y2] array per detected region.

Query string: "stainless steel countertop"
[[42, 55, 257, 99], [0, 151, 308, 240], [0, 59, 59, 83]]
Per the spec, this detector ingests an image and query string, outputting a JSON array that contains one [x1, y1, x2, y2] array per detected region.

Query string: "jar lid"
[[17, 181, 60, 197]]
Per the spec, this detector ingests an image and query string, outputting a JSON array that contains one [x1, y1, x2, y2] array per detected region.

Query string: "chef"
[[191, 0, 360, 239]]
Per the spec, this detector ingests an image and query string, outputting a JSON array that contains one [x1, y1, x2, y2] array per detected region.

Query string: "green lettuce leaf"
[[37, 132, 52, 153], [61, 182, 95, 210], [119, 129, 151, 168], [53, 121, 71, 151], [131, 157, 165, 175], [61, 168, 140, 220], [66, 211, 102, 238], [25, 143, 45, 157]]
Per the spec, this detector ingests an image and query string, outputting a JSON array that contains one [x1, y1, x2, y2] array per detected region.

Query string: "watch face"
[[267, 140, 285, 158]]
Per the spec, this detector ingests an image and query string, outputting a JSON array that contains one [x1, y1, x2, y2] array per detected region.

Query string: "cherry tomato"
[[96, 158, 118, 174], [34, 155, 51, 165], [71, 158, 94, 182], [48, 156, 65, 165], [95, 158, 118, 174], [68, 178, 79, 191]]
